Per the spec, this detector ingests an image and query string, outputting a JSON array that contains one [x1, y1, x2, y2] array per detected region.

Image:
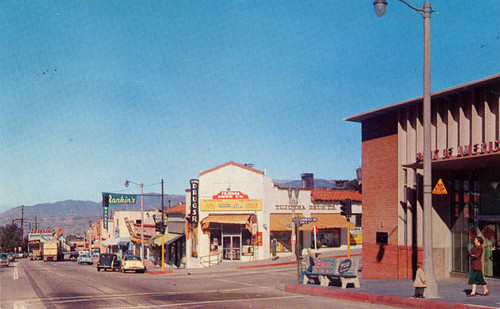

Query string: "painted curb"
[[284, 284, 496, 309], [146, 269, 174, 274]]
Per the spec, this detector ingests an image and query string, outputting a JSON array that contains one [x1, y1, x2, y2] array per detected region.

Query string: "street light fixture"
[[125, 179, 145, 263], [373, 0, 437, 298]]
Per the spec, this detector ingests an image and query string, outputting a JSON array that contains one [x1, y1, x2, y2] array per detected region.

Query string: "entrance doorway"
[[223, 236, 241, 260]]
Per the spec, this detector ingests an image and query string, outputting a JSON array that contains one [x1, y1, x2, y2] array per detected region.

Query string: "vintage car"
[[69, 251, 79, 261], [77, 253, 93, 265], [120, 254, 146, 273], [96, 253, 121, 272], [0, 253, 9, 267]]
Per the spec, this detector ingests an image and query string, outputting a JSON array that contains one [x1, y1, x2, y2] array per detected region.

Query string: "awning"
[[200, 214, 253, 231], [146, 233, 184, 246], [130, 236, 152, 244], [101, 237, 131, 247], [270, 213, 351, 231], [305, 213, 352, 231]]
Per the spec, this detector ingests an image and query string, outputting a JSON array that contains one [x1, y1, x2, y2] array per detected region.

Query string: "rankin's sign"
[[416, 140, 500, 163]]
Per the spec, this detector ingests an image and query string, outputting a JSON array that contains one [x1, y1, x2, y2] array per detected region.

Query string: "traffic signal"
[[340, 199, 352, 219], [155, 222, 162, 233]]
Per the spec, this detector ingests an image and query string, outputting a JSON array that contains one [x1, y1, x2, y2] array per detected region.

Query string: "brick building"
[[347, 73, 500, 279]]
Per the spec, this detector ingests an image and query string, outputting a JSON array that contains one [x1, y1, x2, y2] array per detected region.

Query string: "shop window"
[[270, 231, 291, 252], [313, 228, 340, 248]]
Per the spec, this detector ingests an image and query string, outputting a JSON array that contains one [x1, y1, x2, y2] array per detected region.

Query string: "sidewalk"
[[282, 276, 500, 309], [145, 249, 500, 308]]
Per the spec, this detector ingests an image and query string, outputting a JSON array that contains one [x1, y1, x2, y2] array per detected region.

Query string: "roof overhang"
[[346, 73, 500, 123]]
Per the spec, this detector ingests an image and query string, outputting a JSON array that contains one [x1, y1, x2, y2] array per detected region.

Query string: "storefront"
[[184, 161, 360, 268], [346, 73, 500, 279]]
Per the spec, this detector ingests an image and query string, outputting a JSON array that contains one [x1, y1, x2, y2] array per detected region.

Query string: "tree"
[[344, 179, 362, 193], [0, 223, 22, 252]]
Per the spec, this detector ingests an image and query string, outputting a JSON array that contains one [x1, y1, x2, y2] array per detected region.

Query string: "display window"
[[313, 228, 340, 248], [270, 231, 291, 252], [451, 167, 500, 277], [209, 223, 254, 260]]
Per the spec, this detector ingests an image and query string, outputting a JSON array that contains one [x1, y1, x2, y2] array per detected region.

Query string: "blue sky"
[[1, 1, 499, 212]]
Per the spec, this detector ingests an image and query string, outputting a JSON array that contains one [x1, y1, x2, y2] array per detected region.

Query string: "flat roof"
[[345, 73, 500, 123]]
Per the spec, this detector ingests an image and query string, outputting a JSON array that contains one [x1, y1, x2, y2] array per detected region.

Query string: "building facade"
[[347, 73, 500, 279], [184, 161, 360, 268]]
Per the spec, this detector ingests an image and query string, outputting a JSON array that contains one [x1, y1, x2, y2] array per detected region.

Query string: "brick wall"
[[361, 113, 400, 279]]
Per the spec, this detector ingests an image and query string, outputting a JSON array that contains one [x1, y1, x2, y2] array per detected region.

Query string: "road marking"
[[100, 294, 305, 309], [13, 265, 19, 280], [0, 287, 263, 306], [215, 278, 258, 287], [38, 265, 64, 277], [13, 302, 26, 309]]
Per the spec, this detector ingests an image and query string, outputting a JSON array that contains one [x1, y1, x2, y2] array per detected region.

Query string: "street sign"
[[432, 178, 448, 195], [292, 217, 318, 225]]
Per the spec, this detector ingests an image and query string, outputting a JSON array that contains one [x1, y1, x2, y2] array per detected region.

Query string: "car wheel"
[[121, 268, 125, 273], [97, 268, 100, 272]]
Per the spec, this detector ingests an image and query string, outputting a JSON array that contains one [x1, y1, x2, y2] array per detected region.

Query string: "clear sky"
[[1, 1, 499, 212]]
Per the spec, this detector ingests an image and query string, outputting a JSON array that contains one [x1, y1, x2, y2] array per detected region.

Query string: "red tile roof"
[[165, 203, 186, 215], [311, 190, 362, 202]]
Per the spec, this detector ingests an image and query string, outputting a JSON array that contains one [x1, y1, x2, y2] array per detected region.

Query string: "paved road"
[[0, 258, 392, 309]]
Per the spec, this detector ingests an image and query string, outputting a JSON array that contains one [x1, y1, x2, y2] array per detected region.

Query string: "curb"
[[284, 284, 496, 309], [146, 269, 174, 274], [237, 261, 296, 270]]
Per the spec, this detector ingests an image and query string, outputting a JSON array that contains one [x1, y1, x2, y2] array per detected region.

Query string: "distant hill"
[[273, 178, 353, 190], [0, 178, 358, 236], [0, 194, 185, 236]]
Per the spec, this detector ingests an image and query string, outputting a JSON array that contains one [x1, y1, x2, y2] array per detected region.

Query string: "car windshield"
[[99, 254, 115, 264], [124, 255, 141, 261]]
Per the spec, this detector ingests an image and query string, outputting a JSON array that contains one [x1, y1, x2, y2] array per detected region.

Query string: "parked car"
[[77, 253, 93, 265], [69, 251, 79, 261], [96, 253, 121, 272], [120, 254, 146, 273], [0, 253, 9, 267], [7, 253, 15, 262]]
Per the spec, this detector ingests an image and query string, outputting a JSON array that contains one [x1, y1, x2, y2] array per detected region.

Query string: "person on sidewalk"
[[413, 262, 426, 298], [467, 236, 490, 297], [271, 239, 278, 260], [305, 249, 315, 272]]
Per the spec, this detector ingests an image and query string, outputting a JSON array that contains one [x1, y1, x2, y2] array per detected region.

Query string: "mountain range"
[[0, 178, 357, 236], [0, 194, 185, 236]]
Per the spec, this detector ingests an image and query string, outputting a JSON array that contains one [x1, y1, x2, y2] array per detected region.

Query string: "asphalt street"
[[0, 258, 392, 309]]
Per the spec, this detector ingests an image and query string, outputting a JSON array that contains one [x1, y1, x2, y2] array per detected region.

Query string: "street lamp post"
[[373, 0, 438, 298], [288, 188, 301, 283], [125, 180, 145, 263]]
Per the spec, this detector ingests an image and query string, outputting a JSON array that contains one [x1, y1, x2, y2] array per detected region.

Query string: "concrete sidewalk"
[[145, 247, 500, 308], [282, 275, 500, 309]]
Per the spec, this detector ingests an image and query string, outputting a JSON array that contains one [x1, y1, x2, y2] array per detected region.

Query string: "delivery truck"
[[43, 240, 63, 262]]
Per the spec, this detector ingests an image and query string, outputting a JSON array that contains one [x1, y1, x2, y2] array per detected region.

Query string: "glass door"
[[222, 236, 241, 261]]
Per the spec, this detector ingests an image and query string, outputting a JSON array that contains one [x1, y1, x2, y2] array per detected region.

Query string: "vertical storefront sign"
[[190, 179, 199, 224], [102, 192, 137, 229], [102, 193, 109, 229]]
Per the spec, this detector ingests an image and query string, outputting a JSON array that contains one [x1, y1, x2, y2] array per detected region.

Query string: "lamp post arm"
[[398, 0, 432, 18]]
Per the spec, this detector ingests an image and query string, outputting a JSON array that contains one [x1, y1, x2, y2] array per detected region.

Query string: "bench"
[[301, 257, 360, 289]]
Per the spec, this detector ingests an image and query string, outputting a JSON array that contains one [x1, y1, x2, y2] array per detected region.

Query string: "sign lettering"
[[190, 179, 199, 224], [416, 140, 500, 163]]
